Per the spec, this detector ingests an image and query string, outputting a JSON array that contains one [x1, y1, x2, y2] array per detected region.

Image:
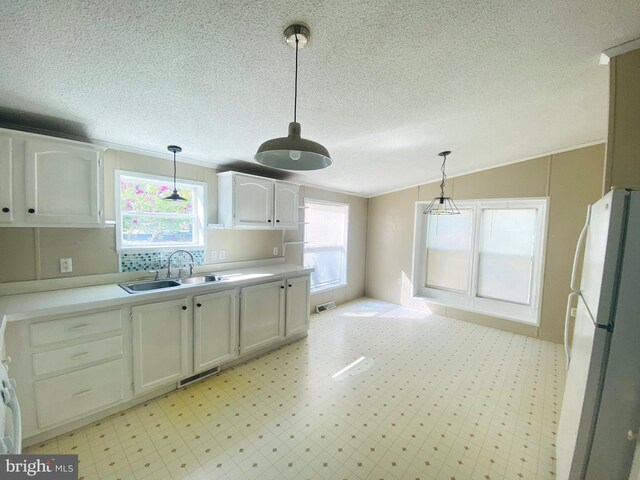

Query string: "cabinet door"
[[285, 275, 311, 337], [233, 174, 274, 228], [194, 289, 237, 372], [274, 181, 299, 229], [24, 138, 102, 225], [132, 298, 189, 395], [0, 133, 13, 223], [240, 280, 285, 354]]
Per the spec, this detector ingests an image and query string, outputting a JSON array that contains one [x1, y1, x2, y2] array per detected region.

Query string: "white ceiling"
[[1, 1, 639, 197]]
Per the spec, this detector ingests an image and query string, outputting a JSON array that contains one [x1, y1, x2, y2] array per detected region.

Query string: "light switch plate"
[[273, 247, 279, 256]]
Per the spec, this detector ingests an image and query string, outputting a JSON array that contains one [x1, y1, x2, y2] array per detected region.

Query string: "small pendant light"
[[164, 145, 187, 201], [423, 151, 460, 215], [255, 24, 332, 171]]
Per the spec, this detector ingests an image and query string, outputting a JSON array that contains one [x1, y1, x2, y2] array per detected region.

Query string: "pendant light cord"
[[439, 153, 448, 198], [293, 33, 299, 123], [173, 150, 177, 190]]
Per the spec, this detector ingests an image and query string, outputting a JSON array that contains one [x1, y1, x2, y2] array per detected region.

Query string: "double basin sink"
[[119, 275, 221, 294]]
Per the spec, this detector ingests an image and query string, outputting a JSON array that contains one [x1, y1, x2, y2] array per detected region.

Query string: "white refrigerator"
[[557, 188, 640, 480], [0, 315, 21, 454]]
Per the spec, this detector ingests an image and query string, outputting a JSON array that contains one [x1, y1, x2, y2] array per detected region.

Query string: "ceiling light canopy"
[[423, 150, 460, 215], [164, 145, 187, 201], [255, 24, 332, 171]]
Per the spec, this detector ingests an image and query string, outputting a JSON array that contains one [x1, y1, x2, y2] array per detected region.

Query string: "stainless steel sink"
[[179, 275, 220, 285], [119, 279, 181, 294]]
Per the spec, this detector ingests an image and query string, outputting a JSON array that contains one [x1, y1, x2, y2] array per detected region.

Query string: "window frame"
[[303, 198, 349, 293], [115, 170, 207, 253], [412, 197, 549, 325]]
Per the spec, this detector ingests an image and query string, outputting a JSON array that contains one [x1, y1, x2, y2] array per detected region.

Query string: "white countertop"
[[0, 264, 313, 323]]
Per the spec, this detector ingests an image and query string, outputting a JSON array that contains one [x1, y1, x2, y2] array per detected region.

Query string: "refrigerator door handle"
[[564, 291, 579, 369], [571, 205, 591, 293]]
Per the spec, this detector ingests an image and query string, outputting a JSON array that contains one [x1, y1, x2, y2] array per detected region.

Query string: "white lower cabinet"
[[8, 270, 312, 445], [34, 359, 124, 429], [285, 275, 311, 337], [240, 280, 285, 354], [194, 289, 238, 372], [131, 298, 189, 395], [5, 306, 128, 438]]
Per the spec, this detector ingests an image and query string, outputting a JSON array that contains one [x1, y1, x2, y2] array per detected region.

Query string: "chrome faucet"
[[167, 250, 195, 278]]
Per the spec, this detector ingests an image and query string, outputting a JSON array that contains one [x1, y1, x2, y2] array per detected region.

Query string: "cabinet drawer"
[[32, 335, 123, 377], [30, 309, 122, 347], [34, 358, 124, 429]]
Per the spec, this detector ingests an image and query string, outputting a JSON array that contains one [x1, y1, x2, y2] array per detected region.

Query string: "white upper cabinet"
[[274, 181, 299, 228], [0, 134, 13, 224], [24, 138, 102, 225], [218, 172, 299, 229], [0, 128, 104, 227]]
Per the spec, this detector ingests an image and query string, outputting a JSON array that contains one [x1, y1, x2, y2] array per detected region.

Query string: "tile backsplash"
[[119, 250, 205, 273]]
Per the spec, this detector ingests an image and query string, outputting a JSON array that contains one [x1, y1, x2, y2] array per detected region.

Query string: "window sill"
[[412, 291, 540, 326], [117, 245, 206, 255], [311, 283, 348, 295]]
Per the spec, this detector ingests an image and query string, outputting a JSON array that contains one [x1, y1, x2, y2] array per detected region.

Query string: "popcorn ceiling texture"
[[0, 1, 638, 196]]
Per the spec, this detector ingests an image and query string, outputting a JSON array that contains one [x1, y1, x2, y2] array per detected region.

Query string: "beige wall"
[[0, 149, 354, 283], [604, 48, 640, 192], [284, 186, 368, 312], [364, 144, 605, 344]]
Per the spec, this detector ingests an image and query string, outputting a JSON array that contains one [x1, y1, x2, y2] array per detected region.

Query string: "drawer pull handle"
[[68, 324, 91, 331], [71, 352, 90, 360], [72, 388, 93, 398]]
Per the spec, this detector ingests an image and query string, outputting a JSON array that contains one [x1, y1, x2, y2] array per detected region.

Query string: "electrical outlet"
[[570, 307, 577, 317], [60, 258, 73, 273], [273, 247, 279, 256], [219, 250, 226, 260], [210, 251, 218, 261]]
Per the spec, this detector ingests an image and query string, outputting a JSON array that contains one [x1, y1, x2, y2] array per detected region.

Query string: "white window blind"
[[477, 208, 537, 304], [425, 209, 474, 292], [303, 200, 349, 291]]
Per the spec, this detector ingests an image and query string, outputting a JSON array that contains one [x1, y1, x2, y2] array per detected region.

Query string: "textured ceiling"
[[1, 1, 639, 197]]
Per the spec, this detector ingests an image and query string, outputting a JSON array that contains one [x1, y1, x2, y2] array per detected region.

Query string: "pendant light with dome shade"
[[164, 145, 187, 201], [255, 24, 332, 171], [423, 150, 460, 215]]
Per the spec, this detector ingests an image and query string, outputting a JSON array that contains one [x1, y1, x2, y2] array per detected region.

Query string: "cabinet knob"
[[196, 303, 202, 308], [181, 306, 187, 310], [28, 208, 35, 214], [280, 285, 285, 289], [1, 207, 8, 213], [276, 219, 280, 223], [288, 284, 292, 287], [268, 219, 272, 223]]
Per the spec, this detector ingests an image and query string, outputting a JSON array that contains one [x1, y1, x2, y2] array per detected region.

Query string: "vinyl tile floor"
[[26, 298, 565, 480]]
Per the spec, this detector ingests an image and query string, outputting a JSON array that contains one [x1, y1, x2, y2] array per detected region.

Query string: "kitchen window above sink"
[[115, 170, 207, 253]]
